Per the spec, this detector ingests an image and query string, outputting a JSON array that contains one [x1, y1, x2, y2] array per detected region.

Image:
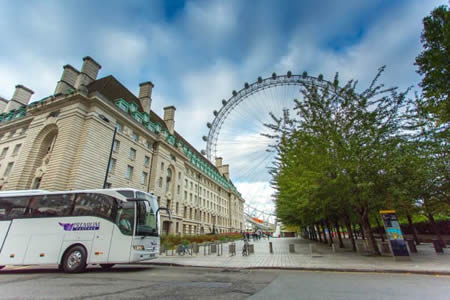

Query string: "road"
[[0, 265, 449, 299]]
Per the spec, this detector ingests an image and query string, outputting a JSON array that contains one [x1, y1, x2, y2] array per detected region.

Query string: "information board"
[[380, 210, 409, 256]]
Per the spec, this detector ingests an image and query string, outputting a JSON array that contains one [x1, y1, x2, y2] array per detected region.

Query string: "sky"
[[0, 0, 445, 215]]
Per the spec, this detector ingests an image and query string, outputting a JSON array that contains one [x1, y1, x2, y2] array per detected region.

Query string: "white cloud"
[[236, 181, 275, 213], [183, 0, 240, 44], [98, 30, 148, 75]]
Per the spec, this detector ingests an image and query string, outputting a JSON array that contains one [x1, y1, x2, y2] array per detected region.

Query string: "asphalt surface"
[[0, 265, 449, 299]]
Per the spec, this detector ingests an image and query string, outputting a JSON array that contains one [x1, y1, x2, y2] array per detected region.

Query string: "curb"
[[144, 262, 450, 276]]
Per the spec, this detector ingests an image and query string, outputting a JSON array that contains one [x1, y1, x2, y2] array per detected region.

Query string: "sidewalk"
[[147, 237, 450, 275]]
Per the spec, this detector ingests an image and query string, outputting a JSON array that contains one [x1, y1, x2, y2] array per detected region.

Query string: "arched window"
[[166, 168, 172, 193]]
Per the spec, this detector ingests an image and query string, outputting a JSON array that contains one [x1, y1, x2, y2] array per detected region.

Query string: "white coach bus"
[[0, 188, 169, 272]]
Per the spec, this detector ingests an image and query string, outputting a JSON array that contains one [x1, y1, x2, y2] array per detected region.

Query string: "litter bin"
[[432, 239, 444, 253], [406, 239, 417, 253], [289, 244, 295, 253]]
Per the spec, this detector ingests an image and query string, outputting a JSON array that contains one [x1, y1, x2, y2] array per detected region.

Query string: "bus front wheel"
[[62, 245, 87, 273]]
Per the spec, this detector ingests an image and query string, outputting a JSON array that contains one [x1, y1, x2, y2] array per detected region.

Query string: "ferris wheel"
[[202, 71, 338, 215]]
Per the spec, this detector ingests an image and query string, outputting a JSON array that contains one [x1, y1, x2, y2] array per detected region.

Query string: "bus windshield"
[[135, 200, 157, 236]]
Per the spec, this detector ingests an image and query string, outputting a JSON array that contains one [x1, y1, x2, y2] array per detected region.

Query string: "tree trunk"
[[361, 211, 380, 256], [345, 216, 356, 252], [320, 221, 328, 244], [325, 219, 333, 246], [359, 223, 366, 240], [352, 224, 358, 239], [407, 214, 420, 245], [375, 217, 385, 242], [316, 223, 322, 242], [335, 220, 345, 248], [427, 213, 446, 248]]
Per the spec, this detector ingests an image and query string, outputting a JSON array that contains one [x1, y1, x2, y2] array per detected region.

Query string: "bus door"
[[0, 220, 11, 253], [0, 197, 30, 264], [108, 201, 135, 263]]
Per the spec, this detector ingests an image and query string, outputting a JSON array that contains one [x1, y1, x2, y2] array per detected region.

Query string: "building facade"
[[0, 56, 245, 235]]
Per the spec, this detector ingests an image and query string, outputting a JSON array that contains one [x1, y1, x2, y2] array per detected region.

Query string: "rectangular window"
[[116, 122, 123, 132], [185, 179, 188, 188], [177, 185, 180, 194], [176, 202, 179, 214], [126, 165, 133, 180], [4, 162, 14, 177], [132, 131, 138, 142], [105, 182, 112, 188], [108, 158, 117, 174], [141, 171, 148, 185], [160, 162, 164, 170], [144, 156, 150, 166], [0, 147, 8, 158], [158, 177, 163, 188], [12, 144, 21, 156], [113, 140, 120, 152], [146, 141, 152, 149], [129, 148, 136, 160], [184, 191, 187, 201]]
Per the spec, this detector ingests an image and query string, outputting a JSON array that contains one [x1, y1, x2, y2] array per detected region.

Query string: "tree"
[[266, 69, 411, 255], [415, 5, 450, 123]]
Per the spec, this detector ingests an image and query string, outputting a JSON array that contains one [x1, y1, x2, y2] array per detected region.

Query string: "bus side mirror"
[[156, 207, 171, 220]]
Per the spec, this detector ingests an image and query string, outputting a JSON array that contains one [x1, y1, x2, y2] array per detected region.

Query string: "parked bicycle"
[[177, 244, 191, 256]]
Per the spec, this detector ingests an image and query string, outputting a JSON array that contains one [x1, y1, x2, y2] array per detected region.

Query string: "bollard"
[[203, 244, 207, 256], [217, 243, 221, 256], [269, 242, 273, 254], [331, 244, 336, 253], [406, 239, 417, 253], [432, 239, 444, 253], [248, 244, 254, 254], [289, 244, 295, 253]]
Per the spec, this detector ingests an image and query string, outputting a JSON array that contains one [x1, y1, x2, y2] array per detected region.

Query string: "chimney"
[[163, 106, 176, 135], [5, 85, 34, 112], [222, 164, 230, 180], [139, 81, 154, 114], [54, 64, 80, 94], [74, 56, 101, 89], [215, 157, 223, 169]]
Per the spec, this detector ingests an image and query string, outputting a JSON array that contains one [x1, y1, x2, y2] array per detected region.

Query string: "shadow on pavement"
[[0, 265, 155, 275]]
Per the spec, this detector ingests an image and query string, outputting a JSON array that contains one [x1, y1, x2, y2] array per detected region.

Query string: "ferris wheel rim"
[[204, 72, 341, 162]]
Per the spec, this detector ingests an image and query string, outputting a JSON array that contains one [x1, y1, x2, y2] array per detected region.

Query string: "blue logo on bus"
[[59, 222, 100, 231]]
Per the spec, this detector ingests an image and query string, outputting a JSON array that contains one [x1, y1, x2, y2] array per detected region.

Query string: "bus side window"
[[0, 197, 29, 219], [30, 194, 74, 217], [72, 193, 117, 222]]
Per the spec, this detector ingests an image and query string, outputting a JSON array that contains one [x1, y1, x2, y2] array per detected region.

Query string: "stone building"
[[0, 56, 245, 235]]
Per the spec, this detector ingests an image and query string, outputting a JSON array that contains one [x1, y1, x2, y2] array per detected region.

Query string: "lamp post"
[[103, 125, 118, 189]]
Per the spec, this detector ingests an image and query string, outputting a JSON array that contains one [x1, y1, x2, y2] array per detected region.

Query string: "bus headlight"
[[133, 245, 145, 251]]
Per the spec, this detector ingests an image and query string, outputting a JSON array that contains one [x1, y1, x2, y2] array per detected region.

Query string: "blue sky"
[[0, 0, 445, 211]]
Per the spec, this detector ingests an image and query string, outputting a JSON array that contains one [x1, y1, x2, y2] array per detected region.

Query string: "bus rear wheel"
[[100, 264, 114, 270], [62, 245, 87, 273]]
